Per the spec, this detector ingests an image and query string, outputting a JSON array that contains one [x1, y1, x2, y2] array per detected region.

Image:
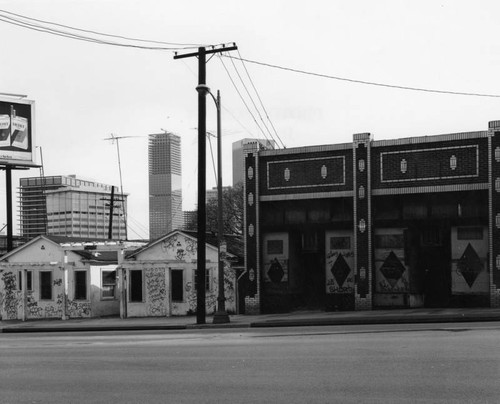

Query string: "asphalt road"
[[1, 322, 499, 403]]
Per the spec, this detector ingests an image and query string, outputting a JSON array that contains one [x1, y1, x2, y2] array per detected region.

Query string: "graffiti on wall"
[[66, 299, 91, 318], [26, 291, 43, 318], [185, 264, 236, 314], [161, 235, 198, 262], [146, 267, 167, 316], [1, 271, 20, 320]]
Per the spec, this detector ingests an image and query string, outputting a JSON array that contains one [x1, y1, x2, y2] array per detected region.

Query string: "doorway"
[[416, 225, 451, 307], [298, 252, 325, 309]]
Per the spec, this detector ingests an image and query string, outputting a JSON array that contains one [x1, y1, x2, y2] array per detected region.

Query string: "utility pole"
[[174, 43, 237, 325]]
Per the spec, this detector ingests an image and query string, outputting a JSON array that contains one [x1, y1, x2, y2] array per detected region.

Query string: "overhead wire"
[[221, 54, 500, 99], [226, 53, 278, 149], [0, 8, 202, 47], [1, 9, 498, 98], [0, 10, 205, 50], [235, 50, 286, 149], [218, 54, 275, 147]]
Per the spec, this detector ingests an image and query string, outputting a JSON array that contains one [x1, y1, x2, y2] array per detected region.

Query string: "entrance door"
[[301, 252, 325, 309], [418, 226, 451, 307]]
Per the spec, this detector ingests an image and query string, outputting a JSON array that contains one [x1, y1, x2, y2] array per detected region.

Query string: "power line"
[[234, 50, 286, 148], [0, 8, 203, 47], [0, 10, 206, 50], [226, 53, 278, 148], [218, 55, 275, 147], [222, 54, 500, 98]]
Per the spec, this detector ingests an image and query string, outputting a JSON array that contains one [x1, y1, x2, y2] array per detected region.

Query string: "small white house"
[[0, 235, 141, 321], [123, 230, 243, 317]]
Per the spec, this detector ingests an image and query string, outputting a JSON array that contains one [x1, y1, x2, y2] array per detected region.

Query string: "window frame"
[[101, 269, 117, 300], [194, 268, 211, 293], [74, 270, 88, 301], [171, 269, 184, 303], [39, 271, 53, 300], [129, 269, 144, 303], [18, 270, 33, 292]]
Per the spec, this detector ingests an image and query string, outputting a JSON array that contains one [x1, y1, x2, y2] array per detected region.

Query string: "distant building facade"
[[242, 120, 500, 314], [19, 175, 127, 240], [232, 138, 275, 186], [148, 132, 183, 240]]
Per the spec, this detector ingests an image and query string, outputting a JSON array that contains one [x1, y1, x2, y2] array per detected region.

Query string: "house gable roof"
[[127, 230, 243, 260]]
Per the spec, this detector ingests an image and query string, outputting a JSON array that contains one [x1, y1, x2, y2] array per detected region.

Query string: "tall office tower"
[[19, 175, 127, 240], [232, 138, 276, 185], [148, 132, 182, 240]]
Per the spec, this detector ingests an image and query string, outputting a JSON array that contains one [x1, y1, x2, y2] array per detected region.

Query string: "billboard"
[[0, 96, 36, 167]]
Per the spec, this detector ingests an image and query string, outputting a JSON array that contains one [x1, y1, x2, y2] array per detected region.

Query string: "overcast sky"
[[1, 0, 499, 239]]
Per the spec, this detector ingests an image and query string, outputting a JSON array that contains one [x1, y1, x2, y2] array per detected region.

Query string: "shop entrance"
[[298, 252, 325, 309], [411, 225, 452, 307]]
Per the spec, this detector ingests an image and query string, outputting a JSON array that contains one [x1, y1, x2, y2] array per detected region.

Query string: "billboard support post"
[[5, 166, 12, 251], [0, 96, 38, 250]]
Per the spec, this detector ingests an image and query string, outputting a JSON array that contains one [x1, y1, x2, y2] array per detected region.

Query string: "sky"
[[0, 0, 499, 239]]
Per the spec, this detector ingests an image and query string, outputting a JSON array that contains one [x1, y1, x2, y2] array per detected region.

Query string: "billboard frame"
[[0, 95, 37, 168]]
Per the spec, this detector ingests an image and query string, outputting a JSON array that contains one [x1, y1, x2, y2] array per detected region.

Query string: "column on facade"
[[353, 133, 372, 310], [243, 143, 260, 314], [489, 121, 500, 307]]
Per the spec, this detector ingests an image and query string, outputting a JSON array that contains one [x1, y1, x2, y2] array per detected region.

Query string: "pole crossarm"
[[173, 44, 237, 60]]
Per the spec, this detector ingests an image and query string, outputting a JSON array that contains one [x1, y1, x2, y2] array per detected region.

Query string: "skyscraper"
[[19, 175, 127, 240], [148, 132, 182, 240], [232, 138, 276, 186]]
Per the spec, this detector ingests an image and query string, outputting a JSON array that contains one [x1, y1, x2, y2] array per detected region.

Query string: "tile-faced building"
[[242, 120, 500, 314]]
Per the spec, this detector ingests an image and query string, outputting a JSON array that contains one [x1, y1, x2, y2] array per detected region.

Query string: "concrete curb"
[[2, 313, 500, 333], [249, 314, 500, 328], [0, 324, 189, 333]]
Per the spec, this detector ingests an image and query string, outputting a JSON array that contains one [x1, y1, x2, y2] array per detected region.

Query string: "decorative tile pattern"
[[267, 259, 285, 283], [331, 254, 351, 287], [457, 243, 483, 288], [379, 251, 406, 289], [267, 156, 345, 190], [380, 145, 479, 183]]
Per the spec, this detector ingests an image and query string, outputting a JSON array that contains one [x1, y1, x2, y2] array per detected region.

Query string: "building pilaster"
[[353, 133, 372, 310], [243, 142, 260, 314], [488, 120, 500, 307]]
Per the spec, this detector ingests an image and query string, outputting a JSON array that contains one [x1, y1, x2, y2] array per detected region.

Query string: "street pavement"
[[2, 307, 500, 333]]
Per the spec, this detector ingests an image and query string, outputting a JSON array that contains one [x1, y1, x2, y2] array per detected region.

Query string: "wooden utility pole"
[[174, 43, 237, 324]]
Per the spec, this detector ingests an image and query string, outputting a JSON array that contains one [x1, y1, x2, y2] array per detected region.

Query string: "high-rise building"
[[148, 132, 182, 240], [232, 138, 276, 185], [19, 175, 127, 240]]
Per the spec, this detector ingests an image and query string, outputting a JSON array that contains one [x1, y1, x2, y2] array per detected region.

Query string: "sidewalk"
[[2, 307, 500, 333]]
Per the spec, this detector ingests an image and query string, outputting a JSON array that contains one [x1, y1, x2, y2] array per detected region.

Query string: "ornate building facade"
[[242, 120, 500, 313]]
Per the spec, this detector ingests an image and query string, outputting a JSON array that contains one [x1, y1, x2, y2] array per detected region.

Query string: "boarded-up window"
[[171, 270, 184, 302], [457, 227, 483, 240], [74, 271, 87, 300], [267, 240, 283, 255], [374, 234, 404, 249], [40, 271, 52, 300], [129, 270, 143, 302], [330, 236, 350, 250]]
